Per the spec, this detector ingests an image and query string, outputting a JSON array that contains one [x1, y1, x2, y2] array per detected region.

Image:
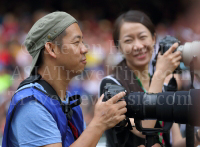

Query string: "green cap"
[[24, 11, 77, 75]]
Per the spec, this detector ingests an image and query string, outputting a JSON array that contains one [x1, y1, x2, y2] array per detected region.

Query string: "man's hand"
[[92, 92, 127, 131], [70, 92, 127, 147]]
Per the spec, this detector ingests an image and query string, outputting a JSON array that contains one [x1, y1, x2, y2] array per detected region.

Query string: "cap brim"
[[30, 49, 41, 75]]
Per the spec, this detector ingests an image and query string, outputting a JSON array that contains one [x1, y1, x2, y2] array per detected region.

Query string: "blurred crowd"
[[1, 0, 200, 144]]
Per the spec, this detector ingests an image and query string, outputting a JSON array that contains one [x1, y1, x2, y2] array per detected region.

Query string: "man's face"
[[55, 23, 88, 78]]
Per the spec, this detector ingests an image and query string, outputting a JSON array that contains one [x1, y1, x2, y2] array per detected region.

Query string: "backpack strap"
[[17, 74, 41, 89], [17, 74, 81, 120]]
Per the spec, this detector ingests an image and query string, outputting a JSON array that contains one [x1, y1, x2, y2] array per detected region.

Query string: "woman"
[[99, 10, 182, 147]]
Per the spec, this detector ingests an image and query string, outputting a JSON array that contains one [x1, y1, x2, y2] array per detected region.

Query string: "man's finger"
[[107, 92, 126, 104], [115, 101, 127, 109], [98, 94, 104, 104], [118, 115, 126, 122], [118, 107, 127, 115]]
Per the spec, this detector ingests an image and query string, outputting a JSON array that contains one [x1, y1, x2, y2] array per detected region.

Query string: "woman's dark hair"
[[113, 10, 155, 49]]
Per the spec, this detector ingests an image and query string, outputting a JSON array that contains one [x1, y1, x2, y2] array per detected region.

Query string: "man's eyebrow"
[[138, 31, 146, 35], [72, 35, 83, 40]]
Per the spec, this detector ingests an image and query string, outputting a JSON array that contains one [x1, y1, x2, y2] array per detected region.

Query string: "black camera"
[[156, 35, 200, 74], [156, 35, 182, 72], [103, 84, 200, 126], [159, 35, 180, 54], [103, 84, 126, 102]]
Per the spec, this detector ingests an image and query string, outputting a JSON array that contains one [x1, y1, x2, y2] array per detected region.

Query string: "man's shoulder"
[[15, 82, 46, 94], [13, 99, 53, 124], [10, 100, 61, 146], [11, 86, 47, 107]]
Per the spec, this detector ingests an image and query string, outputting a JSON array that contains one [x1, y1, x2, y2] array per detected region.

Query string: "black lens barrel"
[[125, 90, 200, 126]]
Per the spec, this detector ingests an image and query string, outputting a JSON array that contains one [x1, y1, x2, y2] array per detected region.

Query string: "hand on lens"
[[156, 42, 182, 78], [93, 92, 127, 131]]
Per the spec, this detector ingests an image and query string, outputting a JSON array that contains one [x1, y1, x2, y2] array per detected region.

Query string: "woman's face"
[[119, 22, 155, 69]]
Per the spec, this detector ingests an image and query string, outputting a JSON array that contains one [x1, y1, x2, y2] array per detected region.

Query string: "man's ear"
[[44, 42, 56, 58]]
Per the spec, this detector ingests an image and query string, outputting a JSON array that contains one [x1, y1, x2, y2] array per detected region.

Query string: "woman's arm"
[[171, 123, 186, 147], [171, 123, 200, 147]]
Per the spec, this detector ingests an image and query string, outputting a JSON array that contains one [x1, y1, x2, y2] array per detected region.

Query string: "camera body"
[[103, 84, 126, 102], [159, 35, 180, 54], [157, 35, 200, 75], [157, 35, 182, 72], [103, 84, 128, 127]]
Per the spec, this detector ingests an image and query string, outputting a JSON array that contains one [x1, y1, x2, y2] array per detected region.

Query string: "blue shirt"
[[9, 83, 62, 147]]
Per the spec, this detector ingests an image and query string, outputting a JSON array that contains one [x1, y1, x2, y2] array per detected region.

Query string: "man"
[[2, 11, 127, 147]]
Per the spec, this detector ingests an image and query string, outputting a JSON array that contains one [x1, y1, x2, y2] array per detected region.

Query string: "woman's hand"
[[155, 43, 182, 79], [149, 43, 181, 93]]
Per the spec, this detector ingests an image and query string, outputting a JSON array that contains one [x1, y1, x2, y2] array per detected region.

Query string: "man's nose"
[[81, 42, 88, 55]]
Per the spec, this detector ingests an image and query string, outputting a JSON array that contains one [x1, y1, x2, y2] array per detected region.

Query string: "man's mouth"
[[81, 58, 87, 64]]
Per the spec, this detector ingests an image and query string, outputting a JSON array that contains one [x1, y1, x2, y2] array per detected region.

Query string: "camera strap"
[[166, 74, 177, 91], [17, 74, 82, 120], [112, 118, 132, 147], [126, 117, 133, 130]]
